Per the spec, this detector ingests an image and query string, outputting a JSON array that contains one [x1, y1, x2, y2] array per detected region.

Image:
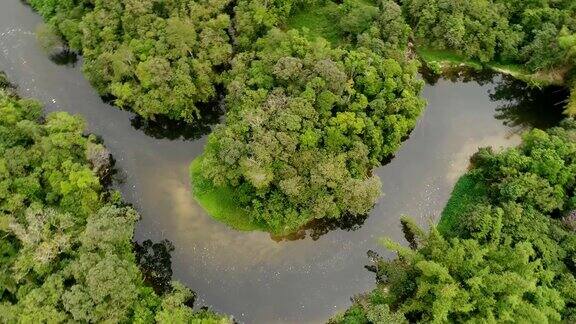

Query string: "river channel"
[[0, 1, 567, 322]]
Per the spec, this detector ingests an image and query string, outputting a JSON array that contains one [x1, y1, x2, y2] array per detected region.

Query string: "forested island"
[[0, 0, 575, 322], [193, 0, 425, 234]]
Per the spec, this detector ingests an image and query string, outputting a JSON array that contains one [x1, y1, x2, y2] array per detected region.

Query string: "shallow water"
[[0, 2, 567, 323]]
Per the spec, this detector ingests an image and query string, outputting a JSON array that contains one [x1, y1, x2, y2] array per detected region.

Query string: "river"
[[0, 1, 567, 323]]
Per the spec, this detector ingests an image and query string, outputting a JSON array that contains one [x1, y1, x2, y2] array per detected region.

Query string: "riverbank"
[[4, 1, 574, 321], [332, 120, 576, 323], [437, 174, 486, 234], [190, 155, 265, 232], [0, 71, 230, 323], [417, 47, 567, 87]]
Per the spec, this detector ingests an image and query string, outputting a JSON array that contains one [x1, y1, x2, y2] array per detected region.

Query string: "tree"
[[196, 15, 424, 233], [0, 79, 231, 323], [334, 121, 576, 323], [28, 0, 233, 121]]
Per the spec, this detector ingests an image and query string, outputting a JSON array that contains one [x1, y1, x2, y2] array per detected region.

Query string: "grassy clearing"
[[417, 47, 483, 70], [437, 174, 487, 235], [285, 2, 343, 44], [417, 47, 565, 86], [285, 0, 378, 45], [189, 155, 266, 232]]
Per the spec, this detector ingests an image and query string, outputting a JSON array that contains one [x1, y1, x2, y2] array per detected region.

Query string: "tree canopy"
[[27, 0, 232, 121], [0, 73, 230, 323], [332, 120, 576, 323], [402, 0, 576, 70], [400, 0, 576, 115], [193, 0, 425, 234]]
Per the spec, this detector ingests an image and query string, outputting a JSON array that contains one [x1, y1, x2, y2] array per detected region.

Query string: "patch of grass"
[[417, 47, 484, 70], [490, 62, 567, 86], [285, 0, 378, 45], [285, 2, 343, 44], [189, 155, 266, 232], [437, 174, 487, 235]]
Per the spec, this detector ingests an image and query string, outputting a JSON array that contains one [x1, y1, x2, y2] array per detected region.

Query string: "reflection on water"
[[0, 2, 570, 322], [444, 133, 522, 184], [130, 110, 221, 141], [48, 50, 78, 66], [271, 213, 369, 242], [421, 65, 568, 132], [420, 65, 496, 86], [491, 76, 569, 130]]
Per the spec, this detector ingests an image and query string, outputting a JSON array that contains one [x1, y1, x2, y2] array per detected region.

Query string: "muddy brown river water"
[[0, 1, 567, 322]]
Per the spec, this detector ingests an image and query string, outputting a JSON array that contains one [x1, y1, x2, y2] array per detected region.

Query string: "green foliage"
[[27, 0, 232, 121], [29, 0, 424, 235], [402, 0, 576, 115], [334, 121, 576, 323], [233, 0, 323, 49], [438, 174, 487, 234], [285, 0, 382, 45], [194, 1, 425, 234], [0, 81, 230, 322], [190, 155, 261, 232], [335, 231, 566, 323], [286, 1, 343, 44], [402, 0, 576, 70]]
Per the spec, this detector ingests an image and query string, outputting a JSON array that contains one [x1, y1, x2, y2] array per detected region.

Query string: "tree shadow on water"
[[48, 50, 79, 67], [270, 213, 369, 242], [130, 105, 223, 141], [134, 239, 175, 295], [489, 75, 569, 130], [420, 65, 496, 86], [420, 65, 569, 130]]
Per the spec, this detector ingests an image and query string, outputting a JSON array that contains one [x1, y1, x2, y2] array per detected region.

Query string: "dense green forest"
[[332, 120, 576, 323], [193, 0, 425, 234], [28, 0, 232, 121], [27, 0, 576, 120], [18, 0, 576, 322], [0, 73, 230, 323], [27, 0, 425, 234], [27, 0, 576, 234], [401, 0, 576, 114]]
